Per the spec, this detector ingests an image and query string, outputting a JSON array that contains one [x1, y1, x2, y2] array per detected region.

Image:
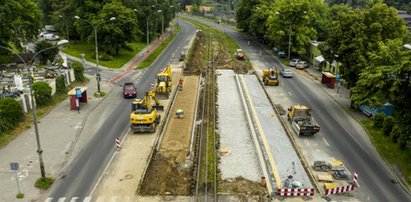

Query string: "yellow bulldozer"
[[262, 68, 279, 86], [130, 90, 164, 133], [155, 65, 172, 98]]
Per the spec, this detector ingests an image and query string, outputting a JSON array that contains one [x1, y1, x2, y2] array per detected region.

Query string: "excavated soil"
[[220, 177, 268, 199], [139, 76, 199, 196]]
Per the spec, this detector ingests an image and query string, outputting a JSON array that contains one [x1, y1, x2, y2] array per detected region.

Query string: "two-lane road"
[[47, 20, 196, 200], [183, 15, 410, 201]]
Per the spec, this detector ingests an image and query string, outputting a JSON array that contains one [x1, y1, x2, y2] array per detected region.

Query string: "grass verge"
[[137, 34, 176, 68], [34, 177, 54, 190], [362, 120, 411, 187], [62, 42, 145, 69], [0, 79, 89, 148]]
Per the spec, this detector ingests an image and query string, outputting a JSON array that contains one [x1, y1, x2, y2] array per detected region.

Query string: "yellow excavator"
[[262, 68, 279, 86], [155, 65, 172, 98], [130, 90, 164, 133]]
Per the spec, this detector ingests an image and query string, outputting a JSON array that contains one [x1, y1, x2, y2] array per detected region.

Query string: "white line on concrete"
[[281, 82, 285, 86], [288, 91, 292, 96], [322, 138, 330, 147]]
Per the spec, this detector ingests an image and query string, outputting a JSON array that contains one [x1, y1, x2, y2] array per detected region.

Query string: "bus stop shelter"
[[68, 86, 88, 110], [321, 72, 336, 89]]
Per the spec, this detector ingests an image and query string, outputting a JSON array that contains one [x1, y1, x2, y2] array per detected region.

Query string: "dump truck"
[[287, 105, 320, 136], [155, 65, 172, 98], [262, 68, 279, 86], [235, 49, 244, 60], [130, 90, 164, 133]]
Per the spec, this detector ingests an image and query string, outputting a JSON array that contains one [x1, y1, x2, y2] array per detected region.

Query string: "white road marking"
[[83, 197, 92, 202], [288, 91, 292, 96], [323, 138, 330, 146], [281, 82, 285, 86], [69, 197, 79, 202], [57, 197, 66, 202], [45, 198, 53, 202]]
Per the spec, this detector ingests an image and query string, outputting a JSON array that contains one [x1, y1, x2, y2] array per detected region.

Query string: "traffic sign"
[[76, 88, 82, 98], [10, 162, 19, 171]]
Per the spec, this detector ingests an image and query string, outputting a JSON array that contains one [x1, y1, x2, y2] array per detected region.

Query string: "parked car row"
[[289, 59, 309, 69]]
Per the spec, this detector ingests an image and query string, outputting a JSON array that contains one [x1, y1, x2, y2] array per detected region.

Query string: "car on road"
[[280, 68, 293, 78], [289, 59, 301, 67], [123, 82, 137, 98], [276, 50, 286, 58], [296, 60, 309, 69]]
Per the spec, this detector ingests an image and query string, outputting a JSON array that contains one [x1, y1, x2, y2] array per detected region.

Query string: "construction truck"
[[130, 90, 164, 133], [262, 68, 279, 86], [155, 65, 172, 98], [287, 105, 320, 136]]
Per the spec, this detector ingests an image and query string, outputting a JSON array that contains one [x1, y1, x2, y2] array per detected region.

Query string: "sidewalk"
[[0, 76, 112, 202]]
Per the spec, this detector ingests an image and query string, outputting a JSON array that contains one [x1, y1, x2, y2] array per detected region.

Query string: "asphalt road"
[[47, 20, 196, 200], [183, 15, 410, 201]]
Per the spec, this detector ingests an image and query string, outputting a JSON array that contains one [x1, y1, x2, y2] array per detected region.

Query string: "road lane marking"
[[322, 138, 330, 146], [281, 82, 285, 86], [288, 91, 292, 96]]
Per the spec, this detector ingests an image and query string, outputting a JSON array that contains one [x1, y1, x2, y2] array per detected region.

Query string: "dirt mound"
[[139, 154, 192, 195], [220, 177, 268, 200]]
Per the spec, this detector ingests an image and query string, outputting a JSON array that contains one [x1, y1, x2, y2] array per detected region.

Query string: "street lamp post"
[[74, 16, 116, 94], [134, 8, 162, 48], [0, 39, 69, 180], [58, 15, 69, 46], [158, 10, 164, 38]]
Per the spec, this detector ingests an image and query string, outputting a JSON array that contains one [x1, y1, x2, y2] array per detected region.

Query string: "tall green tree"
[[35, 40, 59, 64], [265, 0, 316, 55], [0, 0, 42, 49], [235, 0, 258, 32], [96, 0, 141, 56]]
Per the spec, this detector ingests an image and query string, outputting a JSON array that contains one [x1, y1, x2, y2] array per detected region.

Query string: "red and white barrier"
[[277, 188, 315, 196], [115, 138, 121, 148], [325, 171, 359, 195], [325, 184, 355, 195]]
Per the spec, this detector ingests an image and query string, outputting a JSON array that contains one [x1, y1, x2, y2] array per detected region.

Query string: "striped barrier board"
[[325, 171, 359, 195], [325, 184, 355, 195], [277, 188, 315, 196]]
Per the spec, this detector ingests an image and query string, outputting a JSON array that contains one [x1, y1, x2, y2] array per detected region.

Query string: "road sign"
[[76, 88, 82, 98], [10, 162, 19, 171]]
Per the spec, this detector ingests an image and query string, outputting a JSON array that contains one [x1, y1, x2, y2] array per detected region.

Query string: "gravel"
[[217, 70, 262, 182]]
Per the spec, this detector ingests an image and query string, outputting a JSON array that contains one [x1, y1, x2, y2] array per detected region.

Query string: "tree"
[[55, 75, 67, 95], [72, 61, 85, 82], [0, 0, 42, 49], [35, 40, 59, 64], [236, 0, 258, 32], [0, 98, 24, 135], [265, 0, 316, 55], [96, 0, 141, 56], [32, 81, 52, 106]]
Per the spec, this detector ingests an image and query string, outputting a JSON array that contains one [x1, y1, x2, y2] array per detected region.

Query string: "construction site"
[[92, 19, 363, 202]]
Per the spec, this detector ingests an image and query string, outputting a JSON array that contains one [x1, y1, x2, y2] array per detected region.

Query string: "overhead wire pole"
[[74, 16, 116, 94], [0, 40, 69, 180]]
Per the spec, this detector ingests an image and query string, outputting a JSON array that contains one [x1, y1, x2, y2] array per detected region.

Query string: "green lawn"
[[62, 41, 145, 69], [137, 34, 176, 68], [362, 120, 411, 187]]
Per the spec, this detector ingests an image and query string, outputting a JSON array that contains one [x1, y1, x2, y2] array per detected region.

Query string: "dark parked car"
[[277, 50, 286, 58], [332, 170, 349, 180], [123, 82, 137, 98]]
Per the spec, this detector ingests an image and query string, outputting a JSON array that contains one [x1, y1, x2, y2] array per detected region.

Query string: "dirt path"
[[139, 76, 199, 195]]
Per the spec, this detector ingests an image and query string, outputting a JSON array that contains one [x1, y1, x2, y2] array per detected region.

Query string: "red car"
[[123, 82, 137, 98]]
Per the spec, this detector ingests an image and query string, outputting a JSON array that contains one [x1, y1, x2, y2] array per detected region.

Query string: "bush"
[[390, 125, 401, 143], [72, 62, 85, 82], [34, 177, 54, 190], [373, 113, 385, 129], [55, 75, 67, 95], [398, 125, 410, 150], [16, 193, 24, 198], [32, 81, 52, 106], [382, 116, 395, 136], [0, 98, 24, 134], [99, 54, 113, 61]]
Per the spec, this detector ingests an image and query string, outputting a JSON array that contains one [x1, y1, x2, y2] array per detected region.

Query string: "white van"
[[43, 33, 60, 41]]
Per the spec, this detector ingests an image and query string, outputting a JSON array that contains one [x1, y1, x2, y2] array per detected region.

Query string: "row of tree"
[[236, 0, 410, 148], [0, 0, 178, 58]]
